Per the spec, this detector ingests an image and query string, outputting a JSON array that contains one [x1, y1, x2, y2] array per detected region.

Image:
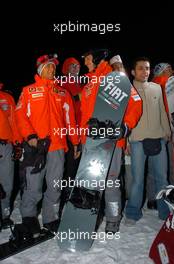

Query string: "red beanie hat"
[[36, 54, 59, 75]]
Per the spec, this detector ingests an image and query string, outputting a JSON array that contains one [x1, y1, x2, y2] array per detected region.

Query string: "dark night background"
[[1, 3, 173, 100]]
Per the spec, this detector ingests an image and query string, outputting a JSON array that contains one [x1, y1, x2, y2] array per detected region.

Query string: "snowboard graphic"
[[57, 71, 132, 251]]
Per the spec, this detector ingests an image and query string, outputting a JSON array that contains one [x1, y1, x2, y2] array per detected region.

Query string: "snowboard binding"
[[69, 186, 100, 213], [87, 118, 120, 139], [156, 185, 174, 211]]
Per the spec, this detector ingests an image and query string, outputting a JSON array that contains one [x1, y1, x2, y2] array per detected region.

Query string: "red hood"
[[152, 75, 169, 90], [62, 58, 80, 75]]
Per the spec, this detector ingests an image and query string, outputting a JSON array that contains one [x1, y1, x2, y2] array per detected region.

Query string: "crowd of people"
[[0, 49, 174, 237]]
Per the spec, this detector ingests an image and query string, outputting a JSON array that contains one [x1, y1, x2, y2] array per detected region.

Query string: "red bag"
[[149, 213, 174, 264]]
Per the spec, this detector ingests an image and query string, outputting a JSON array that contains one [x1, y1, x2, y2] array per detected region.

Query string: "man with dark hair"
[[80, 51, 142, 234], [125, 57, 171, 224], [80, 49, 111, 145], [131, 57, 151, 72], [103, 55, 142, 233], [61, 57, 83, 198]]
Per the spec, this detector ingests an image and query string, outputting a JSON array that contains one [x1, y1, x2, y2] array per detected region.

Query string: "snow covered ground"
[[0, 199, 164, 264]]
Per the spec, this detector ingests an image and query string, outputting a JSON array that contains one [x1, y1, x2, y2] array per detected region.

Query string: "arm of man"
[[159, 85, 171, 141], [15, 89, 38, 146], [63, 90, 80, 159]]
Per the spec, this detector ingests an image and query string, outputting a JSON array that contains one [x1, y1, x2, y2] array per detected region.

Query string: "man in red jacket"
[[80, 52, 142, 233], [15, 54, 80, 235], [62, 57, 82, 125], [61, 58, 83, 197], [0, 82, 21, 229], [103, 55, 142, 233]]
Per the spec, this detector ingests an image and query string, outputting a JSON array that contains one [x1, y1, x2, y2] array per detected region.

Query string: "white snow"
[[0, 200, 163, 264]]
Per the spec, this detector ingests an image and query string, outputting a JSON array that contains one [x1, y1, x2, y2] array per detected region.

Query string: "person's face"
[[112, 62, 125, 72], [163, 65, 173, 77], [68, 63, 80, 76], [41, 63, 56, 80], [84, 54, 95, 72], [132, 61, 150, 82]]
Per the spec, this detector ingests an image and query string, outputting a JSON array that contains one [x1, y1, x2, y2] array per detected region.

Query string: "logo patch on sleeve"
[[0, 103, 9, 111], [53, 87, 65, 96], [29, 87, 36, 93], [132, 94, 141, 101], [32, 93, 43, 98], [36, 87, 45, 92]]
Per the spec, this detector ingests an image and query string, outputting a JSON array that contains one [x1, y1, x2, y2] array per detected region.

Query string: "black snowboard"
[[0, 228, 54, 261], [57, 71, 132, 251]]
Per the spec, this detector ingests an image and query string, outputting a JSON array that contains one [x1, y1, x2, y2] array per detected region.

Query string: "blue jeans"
[[125, 139, 169, 221]]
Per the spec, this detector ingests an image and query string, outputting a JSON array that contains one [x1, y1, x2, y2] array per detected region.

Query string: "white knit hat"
[[153, 63, 170, 76], [109, 55, 122, 65], [36, 54, 59, 76]]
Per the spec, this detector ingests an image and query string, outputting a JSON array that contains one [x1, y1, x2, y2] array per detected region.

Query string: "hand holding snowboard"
[[87, 118, 130, 140]]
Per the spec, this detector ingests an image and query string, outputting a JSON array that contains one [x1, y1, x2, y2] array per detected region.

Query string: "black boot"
[[43, 219, 59, 233], [22, 217, 41, 238], [105, 221, 120, 234], [147, 200, 157, 210], [2, 217, 14, 229], [9, 217, 40, 246]]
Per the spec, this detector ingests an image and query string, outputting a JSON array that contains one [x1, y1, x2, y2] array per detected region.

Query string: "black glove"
[[0, 140, 7, 145], [87, 118, 107, 139], [167, 189, 174, 204], [20, 142, 37, 167], [12, 143, 23, 161], [87, 118, 131, 140], [114, 122, 131, 140], [88, 118, 100, 130], [88, 118, 117, 139], [0, 184, 6, 199], [30, 137, 50, 174], [30, 154, 46, 174]]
